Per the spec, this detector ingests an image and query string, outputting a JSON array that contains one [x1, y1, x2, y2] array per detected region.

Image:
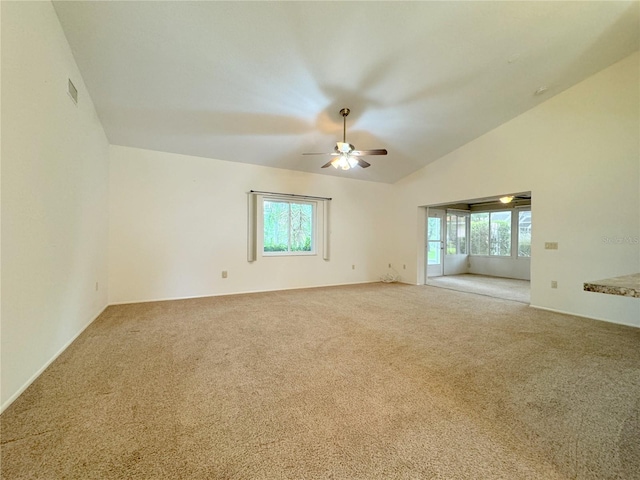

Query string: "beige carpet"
[[1, 283, 639, 479], [428, 274, 531, 304]]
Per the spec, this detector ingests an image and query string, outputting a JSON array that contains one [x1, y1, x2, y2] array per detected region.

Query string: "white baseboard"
[[528, 304, 639, 328], [107, 280, 382, 306], [1, 304, 109, 414]]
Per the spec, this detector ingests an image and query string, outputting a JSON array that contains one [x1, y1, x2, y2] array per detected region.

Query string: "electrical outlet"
[[352, 265, 355, 270], [545, 242, 559, 250], [388, 263, 391, 268], [551, 280, 558, 289], [403, 264, 406, 270], [222, 271, 228, 278]]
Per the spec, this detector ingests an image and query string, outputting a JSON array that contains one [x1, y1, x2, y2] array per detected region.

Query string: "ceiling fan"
[[303, 108, 387, 170]]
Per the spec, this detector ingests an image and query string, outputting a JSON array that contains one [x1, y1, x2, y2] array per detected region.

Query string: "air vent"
[[67, 79, 78, 104]]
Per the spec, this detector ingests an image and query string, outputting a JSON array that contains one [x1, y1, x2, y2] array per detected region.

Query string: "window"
[[490, 211, 511, 256], [263, 199, 315, 255], [446, 213, 468, 255], [470, 213, 489, 255], [427, 215, 442, 265], [470, 211, 512, 256], [518, 210, 531, 257]]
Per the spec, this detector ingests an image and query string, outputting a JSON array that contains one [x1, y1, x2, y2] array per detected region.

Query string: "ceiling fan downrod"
[[339, 107, 350, 143], [301, 107, 386, 170]]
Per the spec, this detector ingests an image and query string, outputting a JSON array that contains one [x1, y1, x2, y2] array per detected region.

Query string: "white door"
[[426, 209, 444, 278]]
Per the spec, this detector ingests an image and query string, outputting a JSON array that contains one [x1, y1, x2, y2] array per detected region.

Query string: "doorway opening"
[[424, 192, 531, 303]]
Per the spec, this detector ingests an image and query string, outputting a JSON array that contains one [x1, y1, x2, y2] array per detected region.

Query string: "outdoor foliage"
[[470, 212, 511, 256], [263, 200, 312, 253], [518, 238, 531, 256], [518, 210, 531, 257], [446, 214, 467, 255], [427, 217, 442, 264]]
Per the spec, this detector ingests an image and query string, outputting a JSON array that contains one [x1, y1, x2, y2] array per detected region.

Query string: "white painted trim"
[[255, 194, 323, 259], [529, 304, 639, 328], [0, 304, 109, 414], [426, 208, 445, 278], [108, 280, 381, 306], [247, 193, 257, 262], [322, 200, 330, 261]]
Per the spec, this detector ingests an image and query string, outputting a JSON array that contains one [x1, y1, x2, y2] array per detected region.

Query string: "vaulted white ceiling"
[[53, 1, 639, 183]]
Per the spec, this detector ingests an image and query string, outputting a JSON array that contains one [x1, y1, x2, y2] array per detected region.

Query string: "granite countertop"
[[584, 273, 640, 298]]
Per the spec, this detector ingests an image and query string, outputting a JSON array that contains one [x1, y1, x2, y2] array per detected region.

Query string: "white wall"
[[108, 145, 394, 304], [390, 52, 640, 327], [1, 2, 110, 410], [443, 255, 468, 276], [468, 256, 530, 280]]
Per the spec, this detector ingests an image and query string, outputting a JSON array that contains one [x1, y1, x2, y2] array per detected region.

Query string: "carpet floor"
[[1, 283, 639, 479], [427, 274, 531, 304]]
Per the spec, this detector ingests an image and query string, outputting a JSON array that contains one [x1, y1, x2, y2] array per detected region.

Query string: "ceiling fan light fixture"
[[303, 108, 387, 170], [332, 154, 358, 170], [500, 196, 515, 204], [331, 154, 352, 170]]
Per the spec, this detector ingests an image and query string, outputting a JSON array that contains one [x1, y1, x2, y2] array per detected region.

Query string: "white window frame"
[[247, 191, 330, 263], [445, 211, 469, 256], [470, 210, 513, 257], [261, 196, 317, 257], [469, 208, 532, 260], [517, 208, 532, 258]]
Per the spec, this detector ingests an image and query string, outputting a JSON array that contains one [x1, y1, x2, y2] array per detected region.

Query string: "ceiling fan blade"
[[350, 149, 387, 156], [321, 160, 334, 168], [304, 109, 388, 170]]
